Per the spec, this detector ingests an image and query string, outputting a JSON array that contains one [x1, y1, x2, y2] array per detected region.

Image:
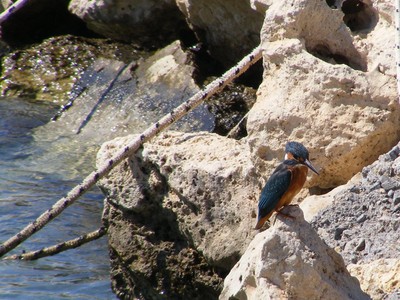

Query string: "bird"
[[254, 141, 319, 230]]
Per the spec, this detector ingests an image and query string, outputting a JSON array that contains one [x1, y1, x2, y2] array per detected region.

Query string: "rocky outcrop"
[[348, 259, 400, 300], [94, 0, 400, 299], [311, 142, 400, 279], [247, 0, 400, 189], [176, 0, 264, 66], [97, 131, 260, 298], [56, 39, 212, 139], [298, 142, 400, 299], [70, 0, 265, 65], [220, 206, 370, 300], [68, 0, 186, 48]]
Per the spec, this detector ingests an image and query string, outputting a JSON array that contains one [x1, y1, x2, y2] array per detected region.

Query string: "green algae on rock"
[[0, 35, 145, 103]]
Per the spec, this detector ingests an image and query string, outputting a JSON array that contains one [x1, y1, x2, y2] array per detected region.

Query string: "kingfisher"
[[255, 141, 319, 230]]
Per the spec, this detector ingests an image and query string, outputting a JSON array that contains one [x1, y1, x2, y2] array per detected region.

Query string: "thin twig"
[[395, 0, 400, 103], [3, 227, 107, 260], [0, 0, 30, 25], [0, 46, 263, 258]]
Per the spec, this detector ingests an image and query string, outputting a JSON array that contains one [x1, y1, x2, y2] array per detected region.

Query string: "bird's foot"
[[276, 209, 295, 219]]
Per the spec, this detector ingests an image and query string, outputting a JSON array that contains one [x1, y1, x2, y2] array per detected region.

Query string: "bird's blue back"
[[258, 162, 292, 220]]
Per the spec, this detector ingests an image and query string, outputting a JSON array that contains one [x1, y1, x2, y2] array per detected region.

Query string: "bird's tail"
[[254, 211, 274, 230]]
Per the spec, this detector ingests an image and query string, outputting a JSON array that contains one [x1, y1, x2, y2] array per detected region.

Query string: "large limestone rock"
[[176, 0, 264, 66], [220, 206, 370, 300], [97, 131, 260, 298], [247, 0, 400, 189], [348, 259, 400, 300], [68, 0, 185, 47]]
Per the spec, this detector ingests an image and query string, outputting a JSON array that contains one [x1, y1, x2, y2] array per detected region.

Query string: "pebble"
[[367, 182, 381, 192], [356, 214, 366, 223], [334, 227, 346, 240], [392, 204, 400, 213], [393, 190, 400, 206], [355, 239, 366, 252], [392, 157, 400, 175], [388, 146, 400, 160], [380, 176, 399, 191]]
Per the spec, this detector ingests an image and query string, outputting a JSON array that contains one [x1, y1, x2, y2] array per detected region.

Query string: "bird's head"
[[285, 141, 319, 175]]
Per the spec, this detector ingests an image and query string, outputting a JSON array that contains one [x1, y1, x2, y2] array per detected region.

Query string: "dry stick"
[[395, 0, 400, 103], [3, 227, 107, 260], [0, 46, 262, 258], [0, 0, 30, 24]]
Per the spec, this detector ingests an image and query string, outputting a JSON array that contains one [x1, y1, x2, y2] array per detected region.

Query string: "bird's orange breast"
[[278, 164, 308, 208]]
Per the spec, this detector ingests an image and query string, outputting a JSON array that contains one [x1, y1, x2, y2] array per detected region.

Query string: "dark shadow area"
[[307, 43, 367, 71], [207, 84, 257, 139], [1, 0, 100, 47], [102, 151, 225, 299], [185, 41, 262, 140], [342, 0, 378, 32], [326, 0, 338, 9]]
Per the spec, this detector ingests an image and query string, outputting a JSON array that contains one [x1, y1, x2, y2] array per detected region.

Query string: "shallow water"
[[0, 98, 116, 299]]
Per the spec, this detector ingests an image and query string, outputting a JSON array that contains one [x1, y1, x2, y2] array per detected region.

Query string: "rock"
[[38, 39, 212, 137], [249, 0, 270, 13], [393, 190, 400, 206], [300, 173, 361, 222], [312, 142, 400, 266], [356, 214, 367, 224], [69, 0, 185, 48], [392, 157, 400, 175], [246, 0, 400, 189], [348, 259, 400, 300], [0, 35, 139, 102], [300, 193, 335, 223], [220, 205, 370, 300], [176, 0, 264, 66], [97, 131, 261, 298], [380, 175, 400, 191]]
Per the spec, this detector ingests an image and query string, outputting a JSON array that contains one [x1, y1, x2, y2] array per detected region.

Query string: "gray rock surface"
[[68, 0, 185, 47], [311, 143, 400, 266], [176, 0, 264, 66]]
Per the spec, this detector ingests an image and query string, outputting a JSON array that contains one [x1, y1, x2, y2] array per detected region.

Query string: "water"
[[0, 98, 116, 299]]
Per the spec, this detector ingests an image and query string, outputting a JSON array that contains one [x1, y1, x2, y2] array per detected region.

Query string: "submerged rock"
[[220, 206, 370, 300], [46, 40, 213, 142], [0, 35, 142, 102], [32, 40, 213, 179]]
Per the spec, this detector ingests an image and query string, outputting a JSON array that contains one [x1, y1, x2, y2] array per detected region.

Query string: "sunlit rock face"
[[246, 0, 400, 189]]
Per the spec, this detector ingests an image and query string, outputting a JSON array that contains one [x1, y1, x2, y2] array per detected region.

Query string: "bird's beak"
[[304, 159, 319, 175]]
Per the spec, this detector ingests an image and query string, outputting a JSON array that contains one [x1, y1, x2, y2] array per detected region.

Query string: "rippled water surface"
[[0, 98, 115, 299]]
